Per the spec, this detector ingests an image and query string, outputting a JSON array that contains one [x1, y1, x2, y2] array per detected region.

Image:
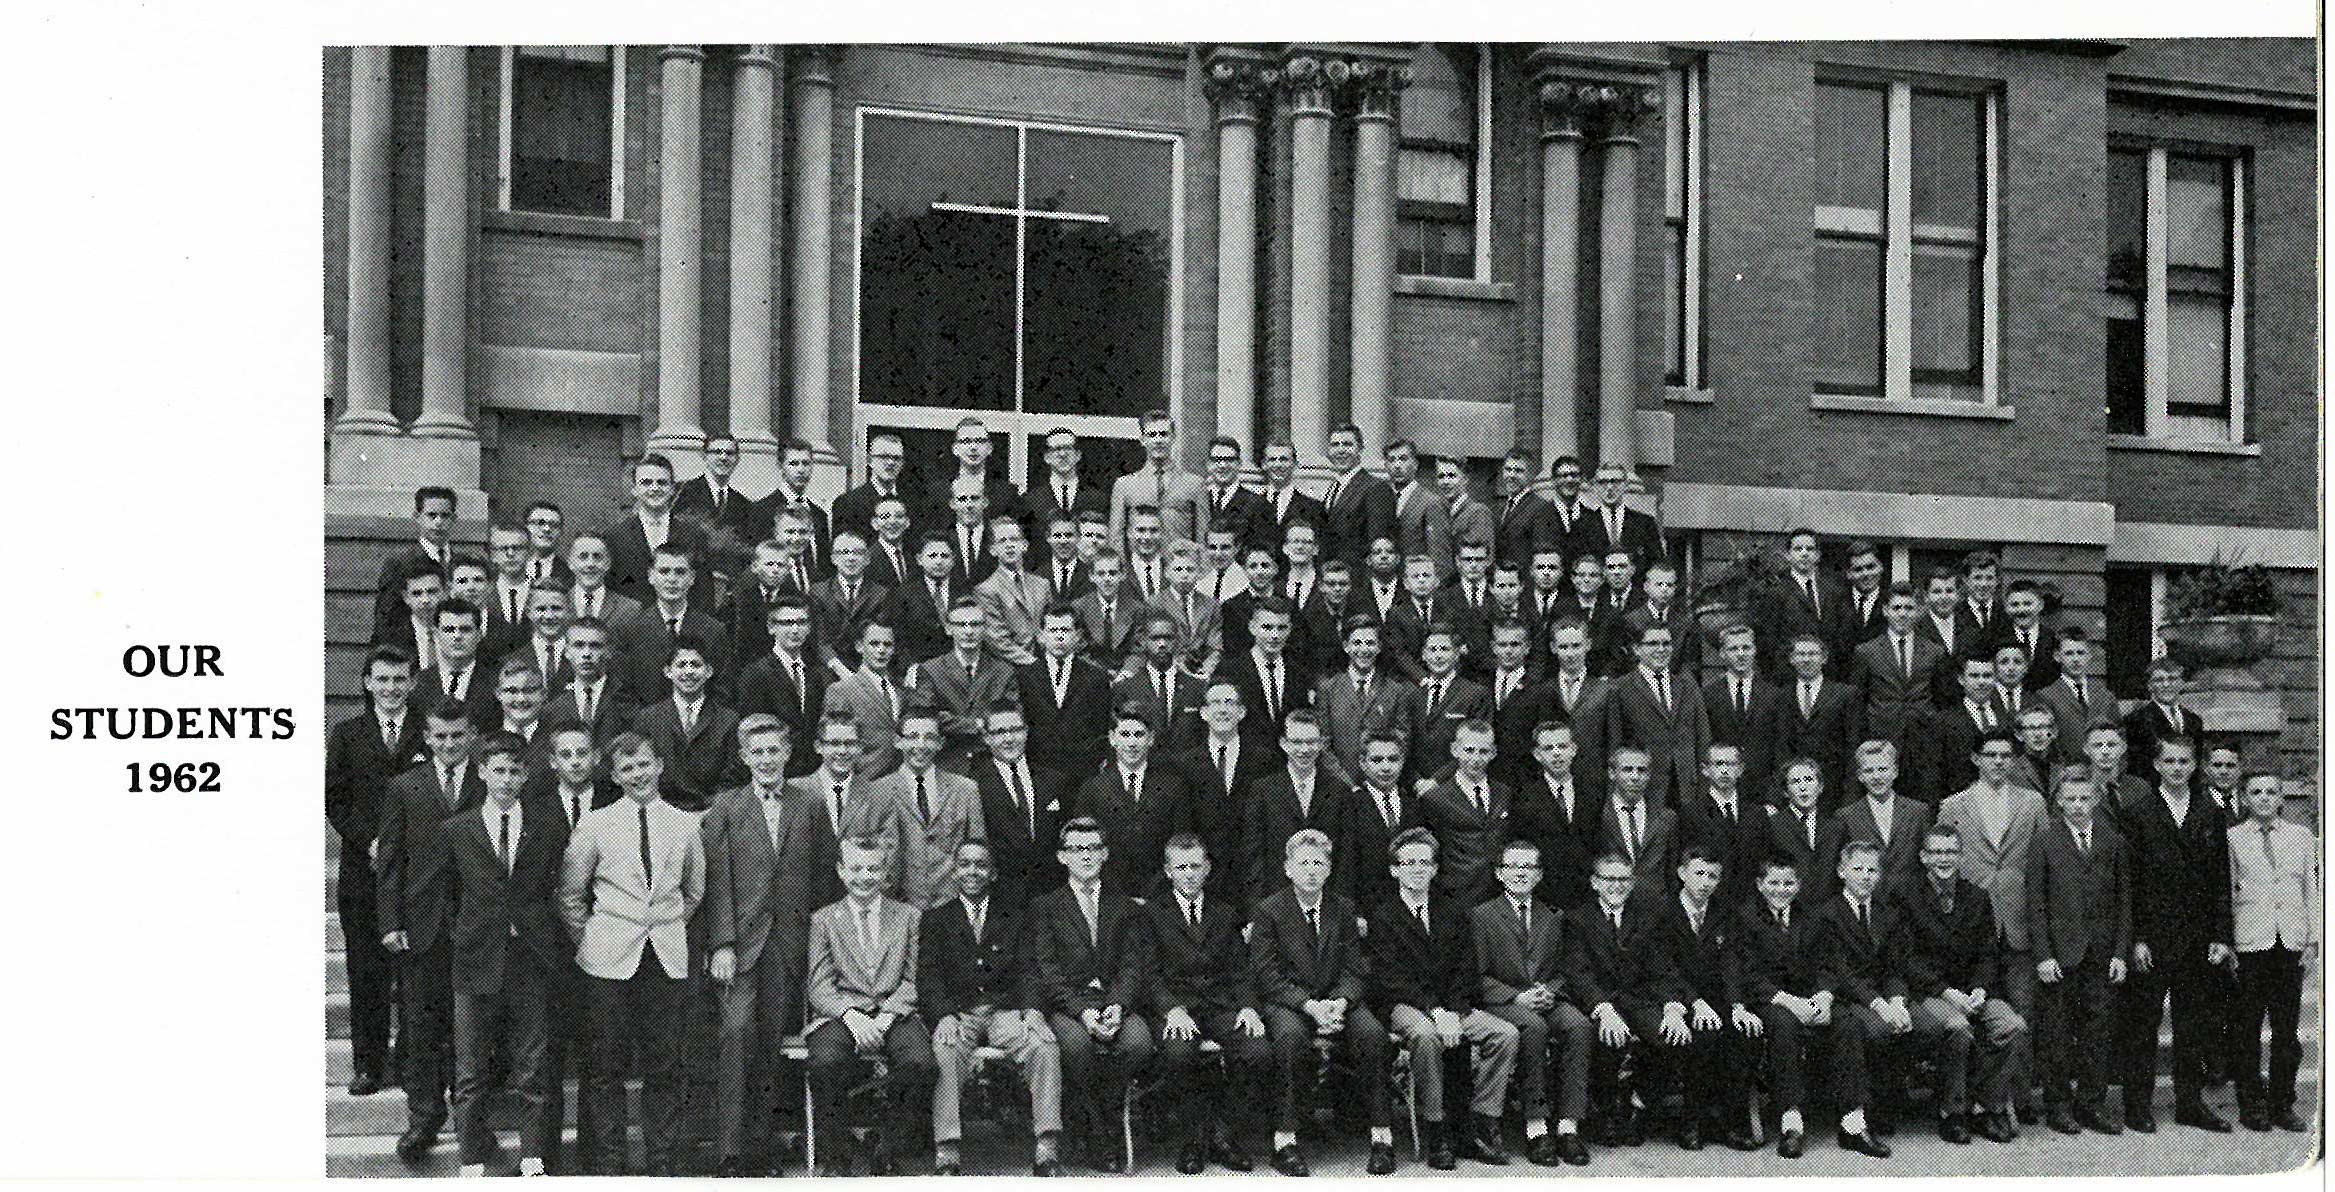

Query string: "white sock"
[[516, 1158, 545, 1176], [1841, 1108, 1867, 1135], [1371, 1126, 1395, 1146], [458, 1164, 486, 1178], [1525, 1119, 1550, 1139], [1556, 1118, 1580, 1137], [1780, 1109, 1804, 1134], [1274, 1130, 1298, 1150]]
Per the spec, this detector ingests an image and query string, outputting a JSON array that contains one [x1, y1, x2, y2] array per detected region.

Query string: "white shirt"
[[483, 798, 523, 869], [672, 692, 706, 733], [1865, 794, 1897, 843], [1288, 766, 1317, 816], [961, 894, 989, 941], [637, 509, 671, 550], [556, 782, 595, 829], [754, 783, 786, 850]]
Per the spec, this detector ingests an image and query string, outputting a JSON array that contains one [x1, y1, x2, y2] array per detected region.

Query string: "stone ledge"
[[1810, 393, 2016, 421]]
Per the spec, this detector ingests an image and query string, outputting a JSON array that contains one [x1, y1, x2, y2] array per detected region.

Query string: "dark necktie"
[[1855, 899, 1869, 932], [498, 809, 512, 873], [1897, 635, 1912, 678], [1414, 902, 1430, 936], [506, 588, 521, 624], [2261, 821, 2279, 868], [1426, 678, 1444, 717], [382, 717, 400, 757], [1009, 765, 1032, 837], [637, 804, 653, 884], [1514, 899, 1530, 937], [668, 613, 682, 637], [1187, 898, 1203, 932], [1735, 677, 1749, 715], [568, 792, 583, 827], [1326, 477, 1343, 509], [1214, 743, 1230, 791], [2071, 680, 2088, 712], [438, 765, 459, 809], [916, 772, 931, 823], [1267, 658, 1283, 721], [1305, 905, 1321, 938], [1656, 670, 1671, 713], [1803, 576, 1819, 616]]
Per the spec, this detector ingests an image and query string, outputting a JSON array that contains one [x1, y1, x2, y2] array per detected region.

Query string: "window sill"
[[2107, 434, 2261, 457], [1664, 385, 1714, 405], [483, 209, 646, 241], [1394, 276, 1514, 302], [1810, 393, 2015, 421]]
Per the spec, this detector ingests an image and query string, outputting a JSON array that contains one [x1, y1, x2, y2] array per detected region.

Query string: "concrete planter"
[[2161, 613, 2282, 669]]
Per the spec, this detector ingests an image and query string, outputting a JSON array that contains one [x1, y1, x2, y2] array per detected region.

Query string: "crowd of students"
[[327, 412, 2318, 1176]]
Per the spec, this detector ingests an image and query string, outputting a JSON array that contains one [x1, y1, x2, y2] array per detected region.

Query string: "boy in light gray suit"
[[804, 835, 937, 1176]]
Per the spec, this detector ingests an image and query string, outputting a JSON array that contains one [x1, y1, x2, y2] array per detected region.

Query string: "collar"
[[672, 692, 705, 719], [1680, 891, 1707, 920], [1843, 891, 1870, 916], [822, 766, 854, 788], [1070, 879, 1102, 902], [1929, 875, 1958, 902], [1867, 792, 1897, 813], [961, 894, 987, 920], [1334, 465, 1365, 486], [1119, 764, 1145, 790], [1400, 891, 1431, 917]]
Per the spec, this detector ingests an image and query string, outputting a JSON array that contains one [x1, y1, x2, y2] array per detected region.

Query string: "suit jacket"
[[1152, 588, 1225, 671], [735, 650, 828, 777], [1024, 475, 1109, 565], [440, 796, 571, 995], [1620, 601, 1697, 676], [919, 895, 1038, 1021], [1491, 491, 1562, 570], [1471, 894, 1571, 1007], [1833, 794, 1935, 887], [1410, 675, 1492, 769], [412, 660, 501, 729], [815, 668, 905, 780], [1603, 665, 1713, 805], [375, 760, 488, 951], [597, 513, 712, 606], [1778, 675, 1863, 802], [673, 476, 761, 546], [1418, 777, 1514, 907], [805, 895, 920, 1026], [1110, 665, 1208, 759], [1028, 883, 1152, 1015], [372, 541, 452, 644], [1311, 669, 1423, 790], [1445, 494, 1496, 558], [1077, 764, 1194, 898], [1296, 592, 1358, 674], [1485, 672, 1554, 781], [1508, 769, 1599, 911], [1547, 671, 1617, 801], [1761, 803, 1846, 904], [864, 764, 986, 909], [1367, 893, 1482, 1015], [789, 769, 899, 909], [2229, 817, 2318, 952], [1570, 504, 1665, 565], [1836, 585, 1891, 659], [1933, 781, 2052, 953], [1200, 483, 1274, 558], [1598, 799, 1679, 895], [612, 603, 733, 704], [1851, 633, 1946, 729], [889, 573, 960, 665], [2120, 701, 2205, 788], [1143, 890, 1257, 1019], [1647, 892, 1737, 1010], [2118, 786, 2234, 960], [1885, 873, 2000, 1001], [921, 471, 1028, 543], [1762, 571, 1850, 679], [326, 705, 434, 893], [971, 758, 1069, 908], [557, 795, 707, 980], [1319, 470, 1398, 569], [1042, 554, 1093, 604], [831, 481, 922, 543], [2001, 621, 2060, 691], [1931, 697, 2007, 800], [1250, 888, 1368, 1008], [699, 783, 821, 989], [1562, 899, 1665, 1018], [1016, 655, 1113, 779], [1703, 672, 1788, 798], [1071, 590, 1146, 675], [908, 650, 1020, 767], [2024, 817, 2132, 971], [1677, 789, 1768, 913], [2034, 675, 2118, 765], [522, 771, 623, 830], [1110, 464, 1209, 548], [1813, 891, 1906, 1006], [627, 696, 743, 812], [1171, 738, 1274, 904], [976, 567, 1053, 666], [1259, 485, 1328, 548], [1218, 648, 1316, 749], [1343, 782, 1428, 913], [1734, 899, 1829, 1003], [808, 577, 893, 673], [1381, 595, 1477, 685], [1391, 480, 1455, 579], [1244, 768, 1355, 908]]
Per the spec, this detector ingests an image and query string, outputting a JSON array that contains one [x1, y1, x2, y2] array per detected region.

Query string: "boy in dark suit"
[[1344, 730, 1422, 913], [328, 647, 433, 1097], [1144, 834, 1268, 1174], [1076, 708, 1193, 898], [1015, 606, 1111, 785], [1027, 818, 1156, 1172], [372, 485, 457, 643], [2114, 736, 2235, 1133], [2121, 657, 2207, 788], [1764, 756, 1847, 902], [442, 732, 568, 1176], [1472, 839, 1594, 1165], [1645, 846, 1762, 1152], [1171, 680, 1271, 910], [733, 594, 824, 778], [1563, 852, 1665, 1147], [1508, 720, 1598, 913], [1704, 624, 1786, 797], [1733, 858, 1829, 1157], [2025, 774, 2132, 1135], [1678, 742, 1767, 915], [1778, 634, 1863, 804], [1810, 839, 1904, 1158], [919, 839, 1065, 1176], [970, 705, 1068, 910], [627, 636, 743, 812], [1888, 824, 2028, 1144]]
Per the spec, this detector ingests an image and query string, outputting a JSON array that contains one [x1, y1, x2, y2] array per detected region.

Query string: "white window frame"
[[2132, 146, 2248, 443], [1396, 44, 1493, 285], [1663, 59, 1704, 390], [849, 106, 1184, 486], [497, 45, 628, 220], [1813, 78, 2000, 408]]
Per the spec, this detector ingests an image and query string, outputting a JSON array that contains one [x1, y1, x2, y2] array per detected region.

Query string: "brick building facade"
[[322, 39, 2318, 781]]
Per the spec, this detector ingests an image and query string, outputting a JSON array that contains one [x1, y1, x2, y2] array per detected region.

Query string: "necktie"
[[831, 780, 848, 827], [668, 613, 682, 637], [1803, 576, 1819, 616], [568, 792, 583, 826], [1607, 508, 1621, 543], [498, 809, 512, 873], [1471, 783, 1487, 818], [679, 699, 695, 735], [1267, 658, 1283, 721], [1656, 671, 1671, 713], [1083, 890, 1099, 945], [842, 579, 858, 608], [879, 673, 898, 720], [1009, 765, 1032, 837], [1855, 899, 1869, 932], [1153, 467, 1166, 507], [438, 764, 458, 808], [1414, 902, 1430, 936], [1801, 810, 1817, 849], [1326, 477, 1343, 509], [965, 657, 978, 683], [579, 684, 596, 726], [1305, 905, 1321, 938], [1514, 899, 1530, 938], [1058, 561, 1072, 592], [1688, 905, 1703, 936], [915, 772, 931, 822], [1610, 909, 1624, 933], [1060, 482, 1074, 513], [2261, 821, 2279, 868], [1720, 797, 1736, 825], [1355, 673, 1369, 705], [1051, 658, 1069, 707], [1897, 635, 1912, 678], [1187, 898, 1203, 932], [969, 899, 985, 941], [1184, 592, 1197, 629], [507, 587, 521, 624], [637, 804, 653, 884], [382, 717, 399, 757], [2076, 826, 2090, 854], [1800, 680, 1816, 718], [1627, 807, 1641, 858], [1100, 598, 1115, 636], [787, 657, 806, 712], [2072, 679, 2089, 712], [1427, 678, 1444, 717], [1735, 677, 1749, 715], [1380, 789, 1399, 829], [1214, 743, 1230, 790], [1778, 907, 1790, 931], [1495, 671, 1512, 709]]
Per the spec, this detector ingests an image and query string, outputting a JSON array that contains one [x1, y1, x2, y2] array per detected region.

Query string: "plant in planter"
[[2160, 555, 2285, 669], [1688, 534, 1788, 657]]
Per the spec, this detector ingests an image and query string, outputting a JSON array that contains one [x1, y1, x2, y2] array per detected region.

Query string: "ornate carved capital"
[[1204, 54, 1275, 125], [1583, 83, 1660, 142], [1278, 53, 1334, 118], [1536, 78, 1599, 141], [1336, 58, 1411, 122]]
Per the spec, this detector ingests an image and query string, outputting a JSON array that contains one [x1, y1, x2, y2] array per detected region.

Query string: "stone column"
[[1534, 76, 1591, 468], [646, 45, 707, 476], [1344, 60, 1406, 452], [728, 45, 782, 495], [1593, 85, 1658, 475], [410, 46, 477, 443], [1282, 54, 1334, 467], [789, 47, 844, 500], [1204, 54, 1268, 452], [335, 46, 398, 439]]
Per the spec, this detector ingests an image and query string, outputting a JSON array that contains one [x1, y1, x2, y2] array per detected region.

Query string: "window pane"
[[511, 49, 613, 216], [1400, 44, 1477, 146], [1664, 224, 1685, 383], [1815, 236, 1883, 393], [859, 115, 1019, 412], [2105, 306, 2146, 434], [2166, 156, 2228, 271], [1911, 90, 1981, 229], [1663, 67, 1687, 219], [1912, 244, 1980, 383], [2105, 148, 2147, 292], [860, 115, 1016, 217], [1399, 147, 1471, 208], [2102, 567, 2157, 700], [1436, 223, 1473, 279], [1815, 82, 1887, 213], [2166, 295, 2229, 416], [1024, 131, 1173, 417], [1396, 220, 1428, 276]]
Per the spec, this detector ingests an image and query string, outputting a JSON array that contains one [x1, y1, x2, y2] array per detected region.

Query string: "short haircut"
[[1787, 526, 1821, 549], [1163, 831, 1210, 862], [1924, 824, 1963, 847], [1284, 828, 1334, 861], [1388, 825, 1438, 864], [1973, 726, 2017, 753], [1248, 595, 1295, 621], [1720, 623, 1757, 645], [565, 615, 612, 641], [474, 731, 529, 769], [1058, 816, 1105, 848], [1838, 838, 1883, 865], [364, 644, 416, 675], [434, 597, 483, 629], [496, 656, 545, 685], [665, 633, 713, 667], [414, 486, 457, 511], [737, 713, 790, 746], [1360, 729, 1407, 756], [1678, 843, 1721, 870], [1856, 738, 1898, 764], [635, 452, 676, 478], [1962, 550, 2000, 574], [606, 730, 658, 762], [1207, 434, 1242, 458], [447, 552, 491, 578], [2056, 624, 2091, 646], [1846, 539, 1882, 563], [1283, 706, 1323, 732]]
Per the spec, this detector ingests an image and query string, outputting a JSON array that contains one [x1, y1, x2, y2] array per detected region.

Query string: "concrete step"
[[328, 993, 349, 1040], [327, 951, 346, 995], [326, 1127, 644, 1178], [329, 1079, 642, 1138], [328, 915, 346, 953]]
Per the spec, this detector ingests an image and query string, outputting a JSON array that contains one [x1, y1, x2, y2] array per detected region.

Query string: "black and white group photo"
[[321, 38, 2321, 1178]]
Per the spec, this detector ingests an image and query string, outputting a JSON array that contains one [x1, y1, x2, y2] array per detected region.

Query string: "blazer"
[[564, 584, 644, 634], [1933, 781, 2053, 953], [1028, 884, 1152, 1016], [371, 541, 452, 644], [1934, 698, 2008, 800], [440, 796, 571, 995], [1491, 491, 1562, 569], [920, 471, 1028, 543], [1885, 873, 2000, 1001], [1677, 789, 1768, 913], [1023, 475, 1108, 565], [375, 760, 488, 951], [1110, 463, 1209, 548], [1602, 666, 1713, 803], [699, 782, 822, 984], [1318, 470, 1398, 569], [1391, 480, 1455, 580], [557, 796, 707, 980], [1170, 738, 1274, 900], [1042, 554, 1093, 604], [1311, 669, 1423, 789], [1813, 891, 1906, 1006], [522, 771, 624, 832], [1836, 584, 1891, 660], [1445, 494, 1496, 558], [1218, 648, 1316, 749], [1381, 595, 1477, 685], [2117, 786, 2234, 959], [1762, 571, 1849, 679], [2001, 621, 2060, 691], [975, 567, 1054, 666], [1110, 666, 1208, 759], [972, 758, 1069, 907], [1367, 893, 1482, 1016], [1702, 673, 1788, 797], [2023, 817, 2132, 971], [735, 650, 828, 778], [1244, 768, 1356, 907], [1077, 764, 1194, 898], [326, 705, 434, 893], [596, 513, 711, 606], [788, 769, 900, 910], [1567, 504, 1665, 568], [1259, 485, 1328, 548], [627, 696, 743, 812], [816, 668, 905, 781], [1151, 588, 1225, 670], [413, 661, 501, 730], [1250, 888, 1368, 1009], [1295, 592, 1357, 674], [1546, 671, 1616, 800], [1017, 656, 1113, 778], [1508, 769, 1599, 911], [805, 895, 920, 1027], [1418, 777, 1514, 907], [1344, 782, 1428, 913], [1562, 899, 1665, 1018], [1833, 794, 1934, 887], [2229, 817, 2318, 952], [1410, 675, 1492, 769], [2034, 675, 2118, 765], [1143, 890, 1258, 1019], [1471, 894, 1571, 1007], [908, 650, 1020, 767], [1646, 892, 1737, 1011], [1485, 672, 1554, 781], [919, 895, 1037, 1021], [1850, 632, 1945, 724], [831, 481, 922, 542], [612, 603, 733, 705], [808, 577, 894, 673], [1071, 589, 1147, 675], [1598, 798, 1679, 895], [672, 476, 761, 546], [889, 573, 960, 666], [1778, 675, 1864, 802], [1202, 483, 1275, 557], [1734, 899, 1829, 1003], [2120, 701, 2205, 788], [1760, 802, 1846, 904], [865, 764, 987, 909], [942, 522, 1001, 590]]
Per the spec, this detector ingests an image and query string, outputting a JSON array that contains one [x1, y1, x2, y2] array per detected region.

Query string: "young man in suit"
[[1889, 824, 2029, 1144], [1076, 707, 1193, 898], [622, 635, 741, 812], [1913, 568, 1970, 698], [1016, 605, 1110, 781], [1109, 611, 1206, 758], [920, 838, 1066, 1176], [1544, 620, 1614, 796], [2035, 628, 2117, 764], [1218, 596, 1313, 751], [699, 716, 822, 1176], [1171, 680, 1269, 909], [864, 496, 919, 592], [372, 485, 458, 643], [1838, 541, 1891, 660], [1385, 439, 1454, 580], [2001, 580, 2060, 691], [864, 709, 986, 909], [513, 586, 573, 692], [1215, 543, 1280, 659], [807, 530, 891, 676], [1110, 408, 1208, 549], [489, 659, 554, 771], [1603, 623, 1711, 808], [1679, 742, 1766, 914], [1570, 461, 1664, 568], [415, 598, 499, 730], [1599, 747, 1678, 895], [2079, 723, 2154, 826], [2012, 706, 2066, 797], [971, 705, 1067, 909], [889, 534, 960, 668], [1645, 846, 1762, 1152], [1733, 858, 1831, 1157], [1152, 541, 1224, 675], [1937, 655, 2008, 799], [1990, 639, 2038, 725], [1411, 625, 1491, 769], [1564, 851, 1666, 1147], [942, 478, 1001, 592], [1765, 528, 1845, 682], [1368, 827, 1521, 1168], [2228, 771, 2315, 1133], [1318, 422, 1398, 569], [383, 568, 445, 674], [1957, 551, 2011, 654], [557, 732, 707, 1175], [2114, 736, 2236, 1133], [1436, 456, 1495, 565], [908, 596, 1019, 771], [530, 726, 616, 1168], [1811, 839, 1906, 1158], [1441, 541, 1501, 674], [1472, 839, 1594, 1165], [326, 646, 431, 1098], [735, 594, 824, 779], [1491, 452, 1561, 570], [1026, 427, 1106, 564], [1562, 555, 1623, 677], [2122, 657, 2207, 787], [1935, 728, 2053, 1087], [1070, 551, 1143, 678], [1251, 828, 1398, 1176], [758, 438, 834, 574], [1418, 719, 1511, 908], [790, 715, 893, 911], [1039, 513, 1091, 602], [1256, 439, 1328, 545], [1763, 757, 1846, 902], [562, 532, 642, 629], [814, 620, 904, 781], [1509, 721, 1598, 913], [1485, 620, 1552, 780], [443, 732, 569, 1176], [1144, 834, 1269, 1173], [484, 527, 540, 666], [1850, 582, 1943, 782], [830, 430, 916, 542], [976, 515, 1053, 667], [1522, 548, 1572, 656], [1703, 624, 1786, 803], [1779, 633, 1862, 803], [1121, 505, 1174, 605], [1243, 710, 1355, 907], [1836, 739, 1935, 888], [2025, 774, 2132, 1136], [1312, 614, 1423, 790], [1621, 561, 1695, 678], [1381, 557, 1460, 685], [613, 545, 732, 705], [802, 834, 935, 1176], [672, 433, 757, 532], [1200, 434, 1271, 556], [519, 501, 568, 587], [375, 699, 486, 1164], [597, 454, 709, 607], [1027, 818, 1157, 1173]]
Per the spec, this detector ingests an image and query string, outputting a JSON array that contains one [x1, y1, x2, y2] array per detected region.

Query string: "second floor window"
[[2106, 145, 2246, 441], [1398, 43, 1486, 281], [503, 46, 623, 219]]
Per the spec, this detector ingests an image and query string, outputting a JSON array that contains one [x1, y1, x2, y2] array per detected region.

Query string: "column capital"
[[1203, 52, 1275, 125], [1276, 53, 1336, 117], [791, 45, 838, 86], [657, 44, 706, 65], [1335, 58, 1411, 122], [736, 43, 780, 70], [1536, 78, 1600, 141], [1582, 83, 1660, 142]]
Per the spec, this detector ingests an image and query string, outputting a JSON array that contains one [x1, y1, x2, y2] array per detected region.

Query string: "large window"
[[1398, 44, 1489, 281], [2105, 145, 2246, 442], [499, 46, 625, 219], [1814, 77, 1996, 405], [1663, 59, 1704, 390]]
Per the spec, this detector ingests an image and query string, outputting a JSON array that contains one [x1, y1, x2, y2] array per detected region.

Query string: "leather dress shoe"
[[1979, 1111, 2019, 1143], [866, 1151, 902, 1177], [1838, 1129, 1891, 1158], [1615, 1112, 1647, 1147], [1556, 1132, 1591, 1166], [1461, 1118, 1509, 1165], [2175, 1102, 2232, 1132], [1525, 1134, 1564, 1166], [1425, 1134, 1457, 1171], [1366, 1141, 1398, 1175], [1939, 1113, 1972, 1144], [2047, 1106, 2084, 1135], [2240, 1107, 2273, 1132], [1176, 1142, 1207, 1175], [395, 1126, 438, 1166], [1208, 1133, 1254, 1172], [1090, 1148, 1126, 1175], [346, 1071, 384, 1097], [1677, 1121, 1703, 1151], [2124, 1104, 2158, 1133], [2275, 1108, 2310, 1133], [1032, 1157, 1064, 1177], [933, 1160, 962, 1176], [2016, 1103, 2041, 1126], [1777, 1128, 1805, 1159], [1722, 1121, 1761, 1152], [2076, 1107, 2121, 1136], [1269, 1144, 1309, 1177]]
